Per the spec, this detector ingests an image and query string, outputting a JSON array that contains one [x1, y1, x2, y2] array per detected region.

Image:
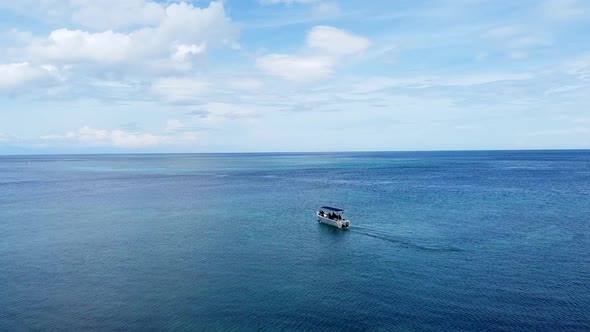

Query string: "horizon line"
[[1, 147, 589, 157]]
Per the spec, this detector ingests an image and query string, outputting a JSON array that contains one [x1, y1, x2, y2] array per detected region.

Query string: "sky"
[[0, 0, 589, 153]]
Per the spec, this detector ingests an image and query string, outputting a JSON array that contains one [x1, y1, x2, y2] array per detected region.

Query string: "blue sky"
[[0, 0, 589, 153]]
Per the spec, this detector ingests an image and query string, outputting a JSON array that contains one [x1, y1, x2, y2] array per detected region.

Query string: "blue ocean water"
[[1, 151, 589, 331]]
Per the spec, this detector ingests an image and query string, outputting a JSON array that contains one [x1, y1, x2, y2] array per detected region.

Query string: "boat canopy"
[[320, 206, 345, 212]]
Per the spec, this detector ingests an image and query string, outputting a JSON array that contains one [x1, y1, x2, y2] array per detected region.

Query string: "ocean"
[[1, 151, 589, 331]]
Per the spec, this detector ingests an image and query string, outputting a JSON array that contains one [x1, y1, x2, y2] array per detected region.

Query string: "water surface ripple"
[[1, 151, 589, 331]]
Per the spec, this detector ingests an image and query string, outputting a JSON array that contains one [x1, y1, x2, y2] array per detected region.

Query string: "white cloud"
[[172, 43, 207, 62], [483, 26, 552, 56], [508, 51, 529, 60], [444, 73, 533, 86], [256, 26, 370, 82], [508, 37, 552, 48], [143, 59, 193, 75], [306, 26, 370, 57], [0, 0, 208, 31], [66, 126, 165, 147], [202, 102, 260, 120], [28, 29, 133, 64], [376, 46, 398, 64], [151, 75, 268, 104], [0, 1, 70, 22], [485, 26, 520, 39], [0, 62, 62, 91], [40, 125, 198, 148], [565, 54, 590, 81], [5, 29, 33, 44], [541, 0, 590, 21], [69, 0, 165, 30], [475, 52, 488, 62], [151, 76, 211, 102], [24, 1, 237, 67], [165, 119, 185, 132], [350, 76, 436, 93], [90, 80, 135, 89], [573, 117, 590, 124], [311, 2, 341, 18], [547, 84, 586, 94], [526, 127, 589, 137], [226, 78, 265, 91], [258, 0, 316, 4], [349, 73, 533, 93], [256, 54, 334, 82]]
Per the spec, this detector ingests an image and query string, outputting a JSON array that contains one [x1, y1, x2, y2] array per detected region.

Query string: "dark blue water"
[[1, 151, 589, 331]]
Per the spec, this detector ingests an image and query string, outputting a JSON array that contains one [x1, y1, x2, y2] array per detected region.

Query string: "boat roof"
[[320, 206, 345, 212]]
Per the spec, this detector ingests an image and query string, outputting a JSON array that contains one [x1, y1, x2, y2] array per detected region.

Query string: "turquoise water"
[[1, 151, 589, 331]]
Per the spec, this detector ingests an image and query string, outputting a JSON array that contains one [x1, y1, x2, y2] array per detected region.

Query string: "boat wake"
[[350, 226, 464, 253]]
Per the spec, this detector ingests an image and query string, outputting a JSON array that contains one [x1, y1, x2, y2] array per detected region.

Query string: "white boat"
[[317, 206, 350, 229]]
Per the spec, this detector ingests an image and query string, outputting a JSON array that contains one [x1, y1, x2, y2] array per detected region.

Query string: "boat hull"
[[317, 212, 350, 229]]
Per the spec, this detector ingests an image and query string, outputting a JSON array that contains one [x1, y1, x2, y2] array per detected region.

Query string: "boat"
[[317, 206, 350, 229]]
